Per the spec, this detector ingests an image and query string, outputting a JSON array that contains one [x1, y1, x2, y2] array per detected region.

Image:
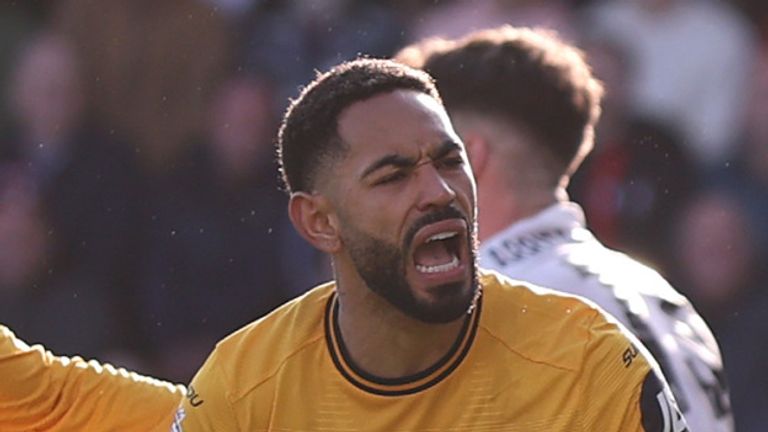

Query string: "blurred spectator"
[[569, 37, 695, 268], [0, 33, 145, 357], [53, 0, 231, 170], [584, 0, 758, 168], [240, 0, 405, 104], [409, 0, 577, 42], [712, 50, 768, 258], [0, 2, 36, 132], [0, 169, 46, 297], [670, 189, 768, 431], [135, 74, 324, 382]]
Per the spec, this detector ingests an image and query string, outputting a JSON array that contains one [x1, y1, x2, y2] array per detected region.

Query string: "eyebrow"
[[430, 140, 462, 161], [360, 140, 462, 181]]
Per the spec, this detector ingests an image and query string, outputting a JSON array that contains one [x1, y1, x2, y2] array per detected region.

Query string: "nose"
[[415, 164, 457, 211]]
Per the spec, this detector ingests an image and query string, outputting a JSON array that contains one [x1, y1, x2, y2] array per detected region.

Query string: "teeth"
[[427, 231, 458, 242], [416, 255, 460, 274]]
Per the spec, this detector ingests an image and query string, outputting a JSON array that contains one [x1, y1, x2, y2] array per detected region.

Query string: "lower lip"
[[411, 258, 468, 288]]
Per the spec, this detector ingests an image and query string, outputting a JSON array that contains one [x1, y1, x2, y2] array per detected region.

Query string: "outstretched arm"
[[0, 325, 185, 432]]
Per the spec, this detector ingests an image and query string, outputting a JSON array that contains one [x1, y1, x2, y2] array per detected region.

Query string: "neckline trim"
[[324, 292, 482, 396]]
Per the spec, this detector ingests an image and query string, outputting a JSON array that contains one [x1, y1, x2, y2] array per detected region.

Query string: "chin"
[[407, 278, 477, 324]]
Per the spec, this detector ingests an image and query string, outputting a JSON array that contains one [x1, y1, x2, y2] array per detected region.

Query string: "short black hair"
[[396, 26, 603, 178], [277, 58, 441, 193]]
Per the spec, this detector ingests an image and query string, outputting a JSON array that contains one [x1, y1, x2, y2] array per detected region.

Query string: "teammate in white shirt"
[[396, 26, 733, 432]]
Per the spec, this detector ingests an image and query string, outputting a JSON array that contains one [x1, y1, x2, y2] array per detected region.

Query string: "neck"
[[478, 183, 561, 242], [334, 273, 468, 379]]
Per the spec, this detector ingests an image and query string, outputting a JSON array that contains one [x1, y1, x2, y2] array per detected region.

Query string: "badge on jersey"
[[640, 369, 689, 432]]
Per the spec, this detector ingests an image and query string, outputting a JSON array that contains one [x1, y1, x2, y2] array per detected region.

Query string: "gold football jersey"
[[0, 325, 184, 432], [173, 271, 686, 431]]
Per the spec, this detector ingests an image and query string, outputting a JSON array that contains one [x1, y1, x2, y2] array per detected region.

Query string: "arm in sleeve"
[[0, 325, 185, 432], [170, 349, 240, 432], [579, 313, 689, 432]]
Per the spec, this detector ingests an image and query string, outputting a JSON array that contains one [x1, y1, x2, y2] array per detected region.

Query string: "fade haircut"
[[396, 26, 603, 179], [277, 58, 441, 193]]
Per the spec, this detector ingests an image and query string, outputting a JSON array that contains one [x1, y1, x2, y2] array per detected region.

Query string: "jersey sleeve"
[[170, 349, 240, 432], [579, 313, 689, 432], [0, 325, 185, 432]]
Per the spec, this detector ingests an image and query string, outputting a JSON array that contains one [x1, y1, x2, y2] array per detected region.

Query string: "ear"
[[288, 192, 342, 254], [463, 134, 491, 179]]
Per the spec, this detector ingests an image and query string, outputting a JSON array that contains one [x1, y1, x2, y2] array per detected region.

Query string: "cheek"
[[456, 169, 478, 212], [338, 193, 405, 242]]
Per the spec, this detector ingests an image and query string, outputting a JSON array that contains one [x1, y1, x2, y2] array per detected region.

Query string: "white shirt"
[[480, 202, 733, 432], [586, 0, 756, 165]]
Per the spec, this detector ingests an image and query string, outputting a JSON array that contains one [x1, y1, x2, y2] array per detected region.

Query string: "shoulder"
[[548, 240, 700, 338], [203, 283, 334, 401], [477, 271, 690, 430], [478, 270, 613, 372], [477, 204, 686, 305], [564, 242, 686, 305], [0, 325, 22, 351]]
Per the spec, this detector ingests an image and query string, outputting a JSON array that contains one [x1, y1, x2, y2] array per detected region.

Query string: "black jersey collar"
[[324, 292, 482, 396]]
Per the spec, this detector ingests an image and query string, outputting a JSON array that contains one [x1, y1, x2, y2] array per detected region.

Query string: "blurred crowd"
[[0, 0, 767, 428]]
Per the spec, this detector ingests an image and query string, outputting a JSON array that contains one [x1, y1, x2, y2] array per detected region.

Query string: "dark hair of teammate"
[[277, 58, 441, 194], [396, 26, 603, 181]]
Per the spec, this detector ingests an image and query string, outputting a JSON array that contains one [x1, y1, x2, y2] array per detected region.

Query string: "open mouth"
[[411, 219, 468, 277]]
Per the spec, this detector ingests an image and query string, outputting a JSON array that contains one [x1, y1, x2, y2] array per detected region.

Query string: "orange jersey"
[[0, 325, 184, 432], [173, 271, 687, 431]]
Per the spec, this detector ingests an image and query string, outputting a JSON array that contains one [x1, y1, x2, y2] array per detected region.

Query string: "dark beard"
[[341, 206, 479, 323]]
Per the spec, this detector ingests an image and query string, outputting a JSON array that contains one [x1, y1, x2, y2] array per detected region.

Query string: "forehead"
[[337, 90, 461, 162]]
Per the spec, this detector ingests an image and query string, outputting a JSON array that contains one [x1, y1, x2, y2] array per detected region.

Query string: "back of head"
[[396, 26, 603, 182], [277, 58, 440, 194]]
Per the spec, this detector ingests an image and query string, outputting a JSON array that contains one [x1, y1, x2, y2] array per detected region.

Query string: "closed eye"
[[374, 170, 408, 186], [439, 156, 464, 169]]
